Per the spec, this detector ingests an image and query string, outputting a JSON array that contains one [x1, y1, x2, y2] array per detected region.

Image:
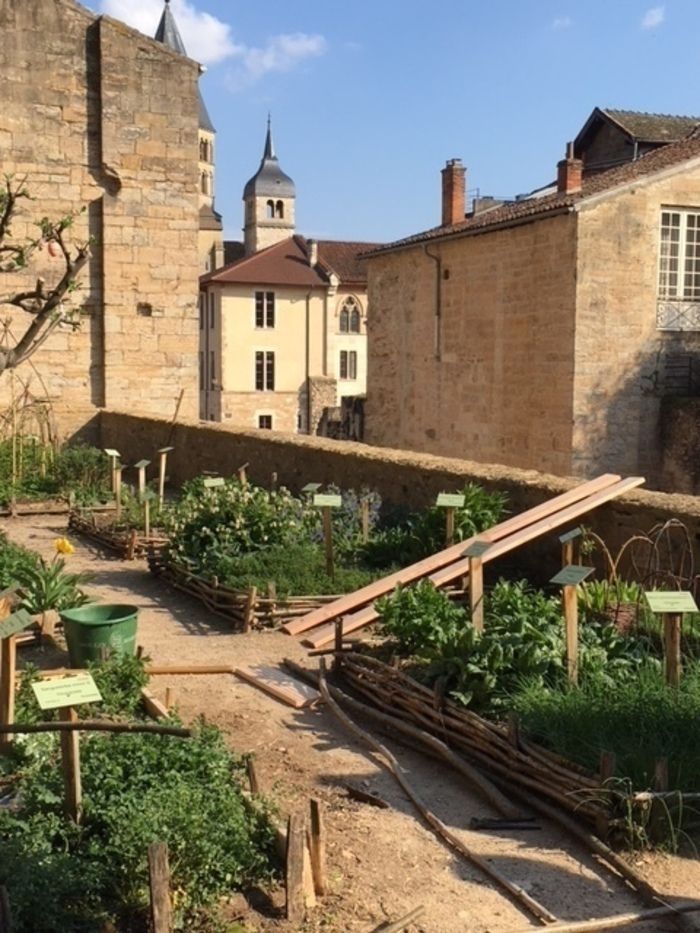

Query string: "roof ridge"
[[605, 107, 700, 120], [204, 237, 294, 281]]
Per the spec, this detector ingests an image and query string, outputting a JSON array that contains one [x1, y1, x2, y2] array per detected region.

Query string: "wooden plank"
[[141, 687, 170, 721], [285, 814, 305, 923], [0, 636, 16, 757], [304, 476, 644, 648], [234, 665, 320, 709], [145, 665, 234, 675], [59, 706, 82, 823], [509, 901, 700, 933], [148, 842, 172, 933], [284, 474, 622, 638], [308, 798, 327, 896]]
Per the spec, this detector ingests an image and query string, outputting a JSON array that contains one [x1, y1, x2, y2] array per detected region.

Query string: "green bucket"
[[59, 603, 139, 668]]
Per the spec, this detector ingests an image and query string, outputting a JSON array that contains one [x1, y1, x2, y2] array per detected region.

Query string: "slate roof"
[[366, 133, 700, 257], [243, 119, 295, 199], [602, 109, 700, 143], [201, 236, 381, 287]]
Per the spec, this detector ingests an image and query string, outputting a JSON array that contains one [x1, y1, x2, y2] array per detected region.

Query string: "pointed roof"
[[243, 117, 296, 200], [153, 1, 215, 133]]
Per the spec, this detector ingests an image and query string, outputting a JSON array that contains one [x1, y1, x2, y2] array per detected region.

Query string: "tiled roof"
[[201, 237, 326, 287], [202, 236, 383, 287], [603, 109, 700, 142], [317, 240, 381, 284], [367, 134, 700, 257]]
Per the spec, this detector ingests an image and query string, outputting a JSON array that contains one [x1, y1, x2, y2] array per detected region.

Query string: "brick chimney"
[[441, 159, 466, 226], [557, 142, 583, 194], [307, 238, 318, 266]]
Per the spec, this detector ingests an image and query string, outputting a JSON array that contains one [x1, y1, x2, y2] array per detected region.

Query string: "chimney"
[[557, 141, 583, 194], [441, 159, 466, 226], [307, 238, 318, 266]]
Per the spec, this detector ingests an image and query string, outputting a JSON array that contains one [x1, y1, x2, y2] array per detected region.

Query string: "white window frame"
[[339, 349, 357, 380], [657, 207, 700, 330], [254, 291, 275, 329], [254, 349, 275, 391], [257, 413, 273, 430]]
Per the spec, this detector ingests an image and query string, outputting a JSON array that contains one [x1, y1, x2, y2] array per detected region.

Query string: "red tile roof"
[[367, 133, 700, 257], [201, 236, 382, 287]]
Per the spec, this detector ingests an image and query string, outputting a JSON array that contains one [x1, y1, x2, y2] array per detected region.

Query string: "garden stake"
[[550, 565, 594, 686], [59, 706, 82, 824], [308, 798, 327, 896], [322, 507, 334, 578], [104, 448, 121, 494], [165, 687, 173, 710], [243, 586, 257, 632], [663, 613, 682, 687], [247, 758, 260, 794], [135, 459, 150, 499], [114, 465, 124, 521], [0, 635, 16, 757], [598, 751, 616, 782], [463, 540, 491, 634], [285, 813, 306, 923], [559, 527, 582, 570], [148, 842, 173, 933], [237, 462, 249, 485], [157, 446, 174, 508], [360, 498, 370, 543]]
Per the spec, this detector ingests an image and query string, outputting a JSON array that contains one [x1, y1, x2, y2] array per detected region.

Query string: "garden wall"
[[98, 410, 700, 580]]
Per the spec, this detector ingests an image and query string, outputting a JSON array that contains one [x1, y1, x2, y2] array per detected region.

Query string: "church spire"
[[264, 114, 275, 160], [154, 0, 187, 56]]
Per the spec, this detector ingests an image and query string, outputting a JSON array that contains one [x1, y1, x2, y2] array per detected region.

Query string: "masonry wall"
[[364, 213, 579, 475], [99, 409, 700, 573], [573, 164, 700, 484], [0, 0, 199, 438]]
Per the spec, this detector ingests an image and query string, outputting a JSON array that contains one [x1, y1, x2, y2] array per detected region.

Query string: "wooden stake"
[[562, 539, 574, 569], [143, 497, 151, 538], [334, 618, 343, 671], [563, 585, 579, 685], [469, 556, 484, 633], [285, 813, 305, 923], [157, 448, 173, 509], [247, 758, 260, 795], [148, 842, 172, 933], [114, 466, 123, 521], [445, 506, 456, 546], [243, 586, 257, 633], [107, 452, 120, 494], [59, 706, 82, 823], [0, 885, 11, 933], [360, 498, 370, 543], [654, 758, 669, 792], [663, 613, 682, 687], [599, 751, 616, 782], [0, 635, 17, 757], [308, 799, 327, 896], [136, 461, 149, 499], [322, 506, 334, 578], [164, 687, 173, 710]]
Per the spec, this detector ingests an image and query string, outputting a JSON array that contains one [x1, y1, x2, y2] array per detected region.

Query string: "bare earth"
[[5, 514, 700, 933]]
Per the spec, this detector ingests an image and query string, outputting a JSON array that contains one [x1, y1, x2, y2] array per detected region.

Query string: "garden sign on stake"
[[157, 446, 174, 508], [141, 488, 157, 539], [645, 590, 698, 687], [463, 540, 492, 633], [134, 459, 151, 500], [436, 492, 466, 546], [104, 448, 121, 495], [32, 672, 102, 824], [0, 606, 34, 756], [558, 526, 582, 569], [550, 565, 594, 685], [313, 493, 342, 578]]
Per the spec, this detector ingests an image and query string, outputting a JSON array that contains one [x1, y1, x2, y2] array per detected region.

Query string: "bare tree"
[[0, 175, 91, 374]]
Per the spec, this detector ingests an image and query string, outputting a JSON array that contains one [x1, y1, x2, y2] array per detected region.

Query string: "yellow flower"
[[54, 537, 75, 555]]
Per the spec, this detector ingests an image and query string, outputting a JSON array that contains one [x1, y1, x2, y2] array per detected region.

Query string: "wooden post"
[[135, 460, 150, 500], [157, 447, 173, 509], [599, 751, 616, 782], [285, 813, 305, 923], [243, 586, 257, 633], [663, 613, 682, 687], [59, 706, 82, 823], [360, 498, 370, 543], [561, 539, 574, 569], [322, 507, 334, 579], [308, 798, 327, 896], [0, 886, 11, 933], [104, 449, 121, 494], [469, 557, 484, 633], [334, 618, 343, 671], [654, 757, 669, 792], [143, 496, 151, 538], [114, 466, 123, 522], [165, 687, 173, 711], [237, 462, 249, 486], [563, 584, 579, 685], [247, 758, 260, 795], [445, 506, 456, 546], [0, 635, 16, 757], [148, 842, 172, 933]]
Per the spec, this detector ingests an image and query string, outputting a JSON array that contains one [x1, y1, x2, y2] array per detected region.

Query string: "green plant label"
[[103, 448, 120, 458], [463, 540, 492, 558], [140, 489, 157, 502], [32, 672, 102, 710], [436, 493, 466, 508], [202, 477, 225, 488], [158, 446, 175, 454], [645, 591, 699, 614], [301, 482, 322, 494], [558, 527, 582, 544], [0, 608, 34, 639], [134, 459, 151, 469], [313, 493, 342, 508], [550, 565, 594, 587]]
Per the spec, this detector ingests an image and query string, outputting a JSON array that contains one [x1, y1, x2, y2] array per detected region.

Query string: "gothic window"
[[338, 296, 362, 333], [275, 200, 284, 219]]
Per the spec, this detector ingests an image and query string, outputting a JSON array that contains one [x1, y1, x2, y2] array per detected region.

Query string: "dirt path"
[[5, 515, 700, 932]]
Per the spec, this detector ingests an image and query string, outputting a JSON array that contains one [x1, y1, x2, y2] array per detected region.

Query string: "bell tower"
[[243, 117, 296, 255]]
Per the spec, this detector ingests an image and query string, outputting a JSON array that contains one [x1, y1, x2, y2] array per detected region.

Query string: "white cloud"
[[227, 33, 328, 89], [641, 5, 665, 29], [552, 16, 573, 29], [99, 0, 241, 66]]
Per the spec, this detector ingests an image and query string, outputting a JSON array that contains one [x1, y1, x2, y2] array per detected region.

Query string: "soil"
[[4, 514, 700, 933]]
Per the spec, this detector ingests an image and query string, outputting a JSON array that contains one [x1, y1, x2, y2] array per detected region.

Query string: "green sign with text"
[[202, 476, 225, 488], [313, 493, 342, 509], [558, 527, 582, 544], [302, 482, 322, 494], [463, 540, 492, 558], [550, 565, 594, 587], [0, 608, 34, 640], [436, 493, 466, 509], [32, 672, 103, 711], [645, 591, 698, 615]]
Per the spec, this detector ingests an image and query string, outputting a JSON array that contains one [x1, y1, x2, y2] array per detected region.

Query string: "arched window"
[[266, 199, 275, 219], [338, 296, 362, 334], [275, 200, 284, 219], [200, 172, 208, 194], [199, 139, 206, 161]]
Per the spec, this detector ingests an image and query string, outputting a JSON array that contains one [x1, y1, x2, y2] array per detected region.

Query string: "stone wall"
[[0, 0, 199, 438], [659, 397, 700, 494], [364, 213, 578, 475], [99, 410, 700, 572]]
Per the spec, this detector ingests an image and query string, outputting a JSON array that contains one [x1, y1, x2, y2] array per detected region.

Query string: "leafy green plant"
[[0, 532, 39, 590], [0, 440, 111, 507], [18, 539, 90, 613]]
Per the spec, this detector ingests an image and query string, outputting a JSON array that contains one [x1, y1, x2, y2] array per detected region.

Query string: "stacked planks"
[[283, 474, 645, 649]]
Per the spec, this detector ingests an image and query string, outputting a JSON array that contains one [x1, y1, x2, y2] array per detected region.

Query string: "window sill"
[[657, 301, 700, 331]]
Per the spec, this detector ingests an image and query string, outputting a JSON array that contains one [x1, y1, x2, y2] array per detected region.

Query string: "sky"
[[84, 0, 700, 245]]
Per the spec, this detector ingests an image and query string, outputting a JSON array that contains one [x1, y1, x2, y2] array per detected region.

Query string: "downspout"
[[424, 244, 442, 361]]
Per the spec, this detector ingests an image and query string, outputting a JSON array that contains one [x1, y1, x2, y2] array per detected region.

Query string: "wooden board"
[[284, 473, 623, 638], [234, 665, 319, 709], [303, 476, 644, 649]]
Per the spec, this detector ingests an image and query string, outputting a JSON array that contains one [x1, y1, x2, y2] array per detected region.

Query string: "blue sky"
[[85, 0, 700, 245]]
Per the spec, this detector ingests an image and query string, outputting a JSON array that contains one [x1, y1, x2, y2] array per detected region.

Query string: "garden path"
[[4, 514, 700, 933]]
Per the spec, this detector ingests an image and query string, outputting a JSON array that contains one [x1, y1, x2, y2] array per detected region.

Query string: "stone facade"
[[0, 0, 200, 437]]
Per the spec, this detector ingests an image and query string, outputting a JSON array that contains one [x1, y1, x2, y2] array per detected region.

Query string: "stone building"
[[0, 0, 201, 434], [364, 113, 700, 486]]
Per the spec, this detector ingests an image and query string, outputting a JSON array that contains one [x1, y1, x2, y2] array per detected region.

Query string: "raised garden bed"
[[69, 509, 168, 560]]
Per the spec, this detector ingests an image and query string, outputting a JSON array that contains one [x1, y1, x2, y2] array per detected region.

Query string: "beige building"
[[0, 0, 201, 434], [365, 111, 700, 485]]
